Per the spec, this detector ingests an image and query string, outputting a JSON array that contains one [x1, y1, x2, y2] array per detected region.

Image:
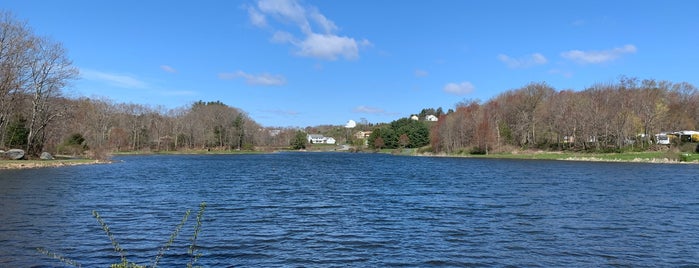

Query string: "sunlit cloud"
[[443, 82, 475, 95], [248, 0, 370, 61], [218, 70, 287, 86], [297, 33, 363, 60], [561, 44, 637, 64], [160, 65, 177, 73], [80, 68, 148, 89], [497, 53, 547, 69]]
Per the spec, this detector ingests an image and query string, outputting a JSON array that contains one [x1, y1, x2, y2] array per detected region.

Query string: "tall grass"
[[38, 202, 207, 268]]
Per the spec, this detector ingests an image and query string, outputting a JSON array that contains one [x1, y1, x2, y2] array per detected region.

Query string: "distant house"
[[425, 115, 438, 121], [655, 133, 671, 145], [307, 134, 336, 144], [410, 115, 419, 120], [563, 135, 575, 143], [354, 131, 372, 139]]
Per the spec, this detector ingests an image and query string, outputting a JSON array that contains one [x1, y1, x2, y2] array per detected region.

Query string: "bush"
[[678, 142, 697, 153], [57, 133, 88, 155], [679, 153, 691, 162], [469, 146, 487, 155]]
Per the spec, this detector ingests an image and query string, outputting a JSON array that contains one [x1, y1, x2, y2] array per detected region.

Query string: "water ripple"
[[2, 153, 699, 267]]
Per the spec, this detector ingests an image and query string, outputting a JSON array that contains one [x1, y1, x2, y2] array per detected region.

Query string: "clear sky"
[[2, 1, 697, 127]]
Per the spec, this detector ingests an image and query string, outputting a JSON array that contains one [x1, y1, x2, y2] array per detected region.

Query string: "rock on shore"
[[3, 149, 25, 160]]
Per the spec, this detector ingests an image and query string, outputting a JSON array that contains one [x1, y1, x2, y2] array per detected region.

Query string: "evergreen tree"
[[290, 131, 307, 149], [4, 116, 29, 148]]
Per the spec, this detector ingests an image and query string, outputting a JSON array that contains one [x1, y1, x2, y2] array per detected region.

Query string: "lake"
[[1, 152, 699, 267]]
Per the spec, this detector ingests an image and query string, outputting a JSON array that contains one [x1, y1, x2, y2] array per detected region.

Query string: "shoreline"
[[2, 150, 696, 170], [0, 159, 110, 170], [418, 150, 699, 164]]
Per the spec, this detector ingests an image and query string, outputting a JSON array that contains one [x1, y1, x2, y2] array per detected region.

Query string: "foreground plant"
[[38, 202, 207, 268]]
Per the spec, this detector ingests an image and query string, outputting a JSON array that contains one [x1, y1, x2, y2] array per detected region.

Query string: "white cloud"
[[353, 105, 386, 114], [497, 53, 547, 69], [297, 33, 360, 60], [307, 6, 337, 34], [248, 6, 267, 27], [218, 70, 286, 86], [443, 82, 475, 95], [561, 44, 637, 64], [160, 65, 177, 73], [80, 69, 148, 89], [271, 30, 295, 43], [414, 69, 428, 77], [257, 0, 309, 32], [249, 0, 369, 61]]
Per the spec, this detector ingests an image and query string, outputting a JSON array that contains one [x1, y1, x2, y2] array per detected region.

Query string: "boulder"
[[5, 149, 25, 160], [40, 152, 54, 160]]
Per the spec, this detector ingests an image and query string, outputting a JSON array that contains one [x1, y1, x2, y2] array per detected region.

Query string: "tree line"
[[368, 118, 430, 150], [5, 11, 699, 158], [429, 78, 699, 154], [0, 12, 305, 158]]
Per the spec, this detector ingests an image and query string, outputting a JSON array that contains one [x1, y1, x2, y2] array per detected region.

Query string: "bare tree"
[[0, 12, 31, 146], [23, 36, 78, 155]]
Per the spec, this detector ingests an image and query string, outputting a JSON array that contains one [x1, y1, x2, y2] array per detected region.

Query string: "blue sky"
[[2, 1, 698, 127]]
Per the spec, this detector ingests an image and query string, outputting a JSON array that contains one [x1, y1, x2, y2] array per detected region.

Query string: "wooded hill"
[[428, 78, 699, 154]]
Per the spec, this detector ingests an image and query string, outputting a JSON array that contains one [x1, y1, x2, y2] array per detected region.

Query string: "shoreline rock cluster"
[[0, 149, 26, 160], [1, 149, 54, 160]]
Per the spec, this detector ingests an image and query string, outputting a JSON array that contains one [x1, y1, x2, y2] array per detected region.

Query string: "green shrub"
[[679, 153, 691, 162], [57, 133, 89, 155], [469, 146, 487, 155]]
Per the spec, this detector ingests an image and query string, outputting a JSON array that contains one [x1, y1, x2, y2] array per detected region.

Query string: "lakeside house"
[[307, 134, 336, 144]]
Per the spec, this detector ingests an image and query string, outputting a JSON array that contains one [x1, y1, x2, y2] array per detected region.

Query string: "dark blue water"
[[1, 153, 699, 267]]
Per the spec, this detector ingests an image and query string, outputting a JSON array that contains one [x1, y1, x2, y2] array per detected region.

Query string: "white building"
[[307, 134, 336, 144]]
